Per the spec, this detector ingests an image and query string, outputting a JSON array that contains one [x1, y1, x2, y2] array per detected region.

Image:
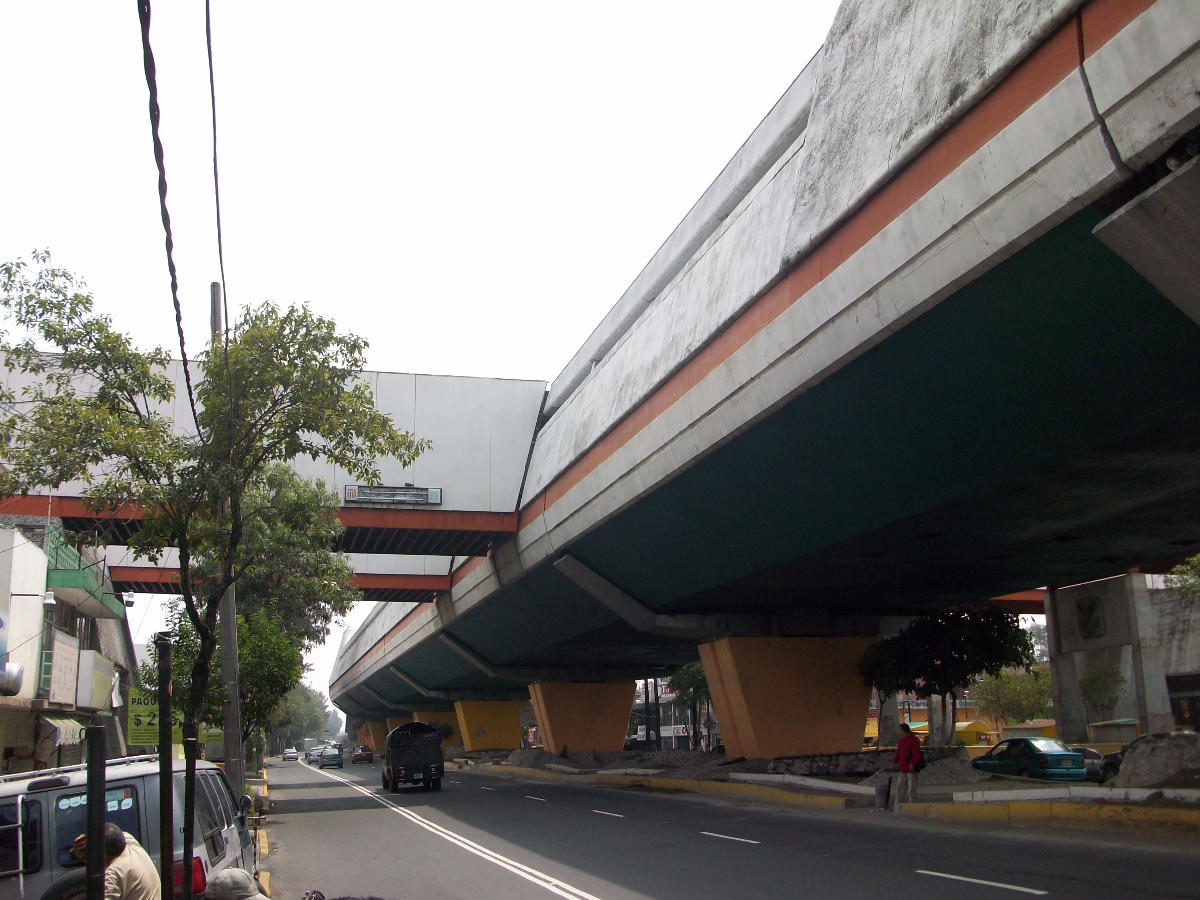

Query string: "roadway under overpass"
[[330, 0, 1200, 758]]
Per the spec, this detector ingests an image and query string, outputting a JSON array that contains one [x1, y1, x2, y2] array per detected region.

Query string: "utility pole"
[[213, 282, 245, 795]]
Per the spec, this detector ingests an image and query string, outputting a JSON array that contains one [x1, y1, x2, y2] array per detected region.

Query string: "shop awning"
[[42, 715, 86, 747]]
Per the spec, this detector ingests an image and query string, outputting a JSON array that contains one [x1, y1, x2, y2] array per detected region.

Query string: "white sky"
[[1, 1, 840, 703]]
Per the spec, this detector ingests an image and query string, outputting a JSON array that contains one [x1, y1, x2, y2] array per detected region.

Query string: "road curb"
[[479, 764, 856, 809], [898, 799, 1200, 832]]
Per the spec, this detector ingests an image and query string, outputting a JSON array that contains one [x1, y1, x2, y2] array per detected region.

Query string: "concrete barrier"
[[899, 799, 1200, 832]]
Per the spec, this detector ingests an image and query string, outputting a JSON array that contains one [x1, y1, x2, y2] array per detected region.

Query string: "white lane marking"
[[310, 767, 602, 900], [592, 809, 624, 818], [700, 831, 761, 845], [916, 870, 1047, 895], [449, 780, 461, 784], [481, 786, 496, 791], [526, 795, 548, 802]]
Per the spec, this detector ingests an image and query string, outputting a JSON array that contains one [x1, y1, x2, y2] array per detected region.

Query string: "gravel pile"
[[859, 752, 987, 786]]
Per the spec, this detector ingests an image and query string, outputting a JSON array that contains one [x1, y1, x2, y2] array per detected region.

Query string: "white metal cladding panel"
[[287, 373, 546, 512]]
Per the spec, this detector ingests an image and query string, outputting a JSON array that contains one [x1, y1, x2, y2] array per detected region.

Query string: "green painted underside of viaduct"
[[353, 204, 1200, 705]]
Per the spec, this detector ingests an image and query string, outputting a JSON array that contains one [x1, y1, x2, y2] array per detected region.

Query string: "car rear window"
[[0, 799, 42, 874], [53, 785, 140, 867], [1029, 738, 1071, 753]]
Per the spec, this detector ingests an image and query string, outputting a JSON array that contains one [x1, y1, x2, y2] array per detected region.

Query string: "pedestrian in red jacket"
[[891, 722, 923, 808]]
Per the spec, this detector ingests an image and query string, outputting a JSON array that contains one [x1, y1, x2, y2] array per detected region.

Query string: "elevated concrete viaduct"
[[332, 0, 1200, 758], [7, 0, 1199, 759]]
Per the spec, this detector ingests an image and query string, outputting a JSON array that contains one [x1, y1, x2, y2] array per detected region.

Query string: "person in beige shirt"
[[71, 823, 160, 900]]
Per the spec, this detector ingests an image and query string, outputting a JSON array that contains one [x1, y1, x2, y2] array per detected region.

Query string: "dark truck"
[[381, 721, 444, 792]]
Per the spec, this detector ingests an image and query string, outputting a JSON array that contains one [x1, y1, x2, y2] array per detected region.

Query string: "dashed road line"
[[309, 765, 603, 900], [916, 870, 1047, 895], [526, 795, 547, 802], [481, 786, 497, 791], [592, 809, 624, 818], [700, 831, 760, 844]]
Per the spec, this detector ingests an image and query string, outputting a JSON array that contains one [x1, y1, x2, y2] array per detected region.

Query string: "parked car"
[[1099, 732, 1182, 782], [0, 753, 258, 900], [282, 747, 298, 761], [970, 737, 1086, 780], [1070, 746, 1105, 781], [382, 721, 444, 792], [318, 746, 343, 769], [351, 745, 374, 764]]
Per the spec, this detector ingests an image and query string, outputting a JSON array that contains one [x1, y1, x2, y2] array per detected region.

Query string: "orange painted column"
[[365, 720, 388, 751], [699, 636, 875, 758], [411, 709, 461, 749], [528, 682, 636, 755], [454, 700, 526, 751], [385, 716, 407, 733]]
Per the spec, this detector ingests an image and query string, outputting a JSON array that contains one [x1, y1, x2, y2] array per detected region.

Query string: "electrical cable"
[[135, 0, 201, 437]]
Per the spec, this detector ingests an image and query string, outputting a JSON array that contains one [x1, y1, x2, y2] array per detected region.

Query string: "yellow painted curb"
[[258, 827, 269, 856], [260, 870, 271, 896], [899, 800, 1200, 832]]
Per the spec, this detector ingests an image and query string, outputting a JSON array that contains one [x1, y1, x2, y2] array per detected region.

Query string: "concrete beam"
[[437, 633, 569, 682], [385, 664, 527, 703]]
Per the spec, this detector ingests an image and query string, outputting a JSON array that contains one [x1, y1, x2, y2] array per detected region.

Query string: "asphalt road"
[[262, 757, 1195, 900]]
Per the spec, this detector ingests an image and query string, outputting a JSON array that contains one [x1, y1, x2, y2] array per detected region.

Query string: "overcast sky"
[[1, 1, 841, 704]]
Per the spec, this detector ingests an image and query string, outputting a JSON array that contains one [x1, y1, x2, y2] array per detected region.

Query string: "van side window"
[[0, 799, 42, 875], [201, 772, 234, 827], [53, 786, 140, 868], [194, 776, 226, 861]]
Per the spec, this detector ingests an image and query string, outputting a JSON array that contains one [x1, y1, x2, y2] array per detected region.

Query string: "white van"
[[0, 754, 258, 899]]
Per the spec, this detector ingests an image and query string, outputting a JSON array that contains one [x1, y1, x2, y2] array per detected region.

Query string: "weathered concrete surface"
[[1110, 732, 1200, 789]]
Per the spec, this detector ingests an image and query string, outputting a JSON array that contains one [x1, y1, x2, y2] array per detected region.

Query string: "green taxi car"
[[971, 737, 1086, 780]]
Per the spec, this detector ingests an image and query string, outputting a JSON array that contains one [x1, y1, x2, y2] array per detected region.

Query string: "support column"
[[1045, 587, 1089, 743], [528, 682, 636, 755], [877, 693, 900, 748], [1127, 574, 1175, 734], [699, 636, 875, 758], [411, 709, 461, 748], [385, 716, 407, 733], [365, 720, 388, 751], [454, 700, 526, 751]]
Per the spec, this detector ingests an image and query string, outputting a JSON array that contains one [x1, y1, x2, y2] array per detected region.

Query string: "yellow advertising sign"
[[127, 686, 223, 745]]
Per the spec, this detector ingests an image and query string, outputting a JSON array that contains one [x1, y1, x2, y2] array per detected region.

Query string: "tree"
[[860, 605, 1036, 745], [1024, 621, 1049, 663], [1, 253, 428, 755], [667, 662, 710, 750], [971, 665, 1053, 727], [268, 684, 328, 750], [1165, 553, 1200, 610], [140, 599, 304, 742]]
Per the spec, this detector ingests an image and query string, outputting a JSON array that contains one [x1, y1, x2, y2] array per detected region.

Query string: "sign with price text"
[[127, 686, 223, 744]]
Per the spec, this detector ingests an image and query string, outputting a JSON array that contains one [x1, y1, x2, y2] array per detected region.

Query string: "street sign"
[[127, 686, 223, 745]]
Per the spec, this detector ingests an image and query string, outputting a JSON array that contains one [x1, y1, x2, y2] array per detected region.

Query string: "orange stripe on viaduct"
[[517, 0, 1156, 533], [106, 566, 451, 594], [0, 495, 516, 535]]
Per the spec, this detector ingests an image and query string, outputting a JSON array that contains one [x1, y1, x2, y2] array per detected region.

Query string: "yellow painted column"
[[454, 700, 526, 751], [411, 709, 461, 749], [528, 682, 635, 755], [699, 636, 875, 758], [385, 716, 407, 733], [366, 720, 388, 751]]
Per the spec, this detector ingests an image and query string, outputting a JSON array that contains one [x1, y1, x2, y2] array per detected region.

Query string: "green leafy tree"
[[1165, 553, 1200, 609], [0, 253, 428, 750], [971, 665, 1053, 726], [1024, 622, 1049, 663], [667, 661, 710, 750], [861, 605, 1036, 745], [140, 599, 303, 742], [268, 684, 328, 750]]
